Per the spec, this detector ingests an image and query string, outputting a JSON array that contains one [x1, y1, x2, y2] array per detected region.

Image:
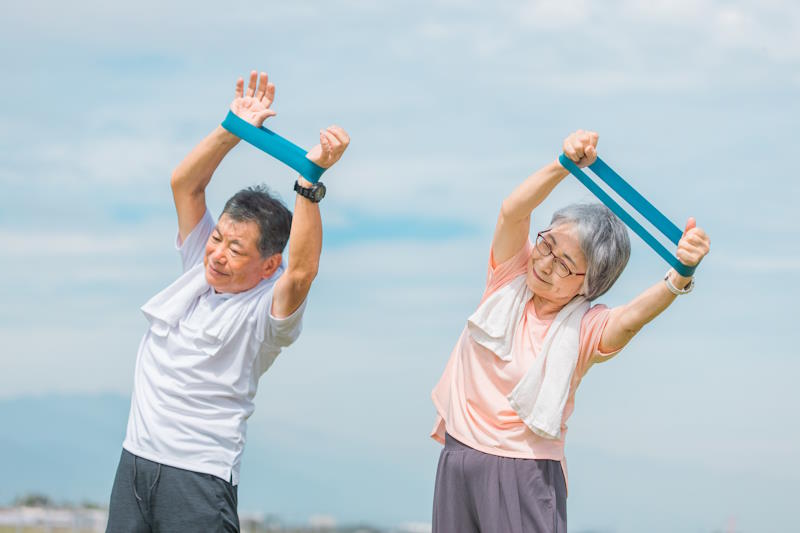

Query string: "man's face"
[[203, 214, 280, 294]]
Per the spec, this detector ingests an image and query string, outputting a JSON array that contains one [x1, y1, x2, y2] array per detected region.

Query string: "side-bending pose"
[[106, 70, 349, 532], [430, 130, 710, 533]]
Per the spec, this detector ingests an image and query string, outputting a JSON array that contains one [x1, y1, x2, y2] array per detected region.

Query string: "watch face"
[[313, 182, 326, 201]]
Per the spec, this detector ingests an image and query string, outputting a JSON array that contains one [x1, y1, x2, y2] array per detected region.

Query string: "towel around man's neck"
[[467, 275, 589, 440], [140, 262, 285, 348]]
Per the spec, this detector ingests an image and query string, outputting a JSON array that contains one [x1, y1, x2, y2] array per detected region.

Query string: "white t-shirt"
[[123, 210, 306, 484]]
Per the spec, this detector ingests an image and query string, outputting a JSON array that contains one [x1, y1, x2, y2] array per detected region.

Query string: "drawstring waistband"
[[131, 455, 161, 526]]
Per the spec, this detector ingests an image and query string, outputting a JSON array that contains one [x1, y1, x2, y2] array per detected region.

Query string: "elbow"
[[499, 199, 513, 219], [170, 168, 185, 192], [499, 200, 529, 224]]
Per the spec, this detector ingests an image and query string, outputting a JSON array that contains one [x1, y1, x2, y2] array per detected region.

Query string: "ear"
[[261, 253, 283, 279], [578, 276, 589, 297]]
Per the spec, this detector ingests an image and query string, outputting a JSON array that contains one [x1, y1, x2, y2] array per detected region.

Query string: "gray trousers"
[[106, 449, 239, 533], [433, 433, 567, 533]]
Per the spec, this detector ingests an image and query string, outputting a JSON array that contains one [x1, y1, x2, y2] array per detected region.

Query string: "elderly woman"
[[430, 130, 710, 533]]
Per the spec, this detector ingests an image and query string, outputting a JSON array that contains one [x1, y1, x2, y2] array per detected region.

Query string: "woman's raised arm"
[[492, 130, 599, 264], [599, 218, 711, 353]]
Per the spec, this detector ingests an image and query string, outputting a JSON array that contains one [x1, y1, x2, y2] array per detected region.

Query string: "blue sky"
[[1, 1, 798, 531]]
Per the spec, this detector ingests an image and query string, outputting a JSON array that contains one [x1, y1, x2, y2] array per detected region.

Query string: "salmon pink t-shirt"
[[430, 240, 621, 484]]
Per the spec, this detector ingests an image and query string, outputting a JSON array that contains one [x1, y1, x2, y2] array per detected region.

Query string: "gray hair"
[[549, 203, 631, 300], [221, 184, 292, 258]]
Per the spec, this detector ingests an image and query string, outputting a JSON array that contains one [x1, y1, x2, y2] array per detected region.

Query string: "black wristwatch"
[[294, 180, 326, 203]]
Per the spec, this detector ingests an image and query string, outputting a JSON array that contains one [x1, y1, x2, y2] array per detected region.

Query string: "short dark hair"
[[221, 185, 292, 258]]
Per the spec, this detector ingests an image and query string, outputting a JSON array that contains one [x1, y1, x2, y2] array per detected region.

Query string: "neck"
[[532, 293, 574, 319]]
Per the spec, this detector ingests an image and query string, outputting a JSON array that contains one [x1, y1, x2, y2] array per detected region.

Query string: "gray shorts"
[[106, 449, 239, 533], [433, 433, 567, 533]]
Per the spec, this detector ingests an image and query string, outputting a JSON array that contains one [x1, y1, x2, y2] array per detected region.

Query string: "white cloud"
[[517, 0, 592, 29], [715, 255, 800, 273], [1, 228, 160, 256]]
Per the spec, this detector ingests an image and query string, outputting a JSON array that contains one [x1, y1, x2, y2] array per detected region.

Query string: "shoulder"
[[484, 239, 533, 298], [581, 303, 610, 326]]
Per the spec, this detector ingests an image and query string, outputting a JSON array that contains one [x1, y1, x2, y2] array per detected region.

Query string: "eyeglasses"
[[534, 232, 586, 278]]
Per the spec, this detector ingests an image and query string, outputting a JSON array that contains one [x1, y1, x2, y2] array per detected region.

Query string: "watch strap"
[[664, 269, 695, 295], [294, 180, 325, 203]]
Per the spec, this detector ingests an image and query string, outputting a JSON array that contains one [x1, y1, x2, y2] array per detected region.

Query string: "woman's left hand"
[[677, 217, 710, 268]]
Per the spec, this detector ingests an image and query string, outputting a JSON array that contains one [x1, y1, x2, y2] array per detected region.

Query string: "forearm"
[[500, 160, 570, 221], [171, 126, 240, 195], [601, 270, 693, 351], [272, 178, 322, 318], [493, 160, 570, 262]]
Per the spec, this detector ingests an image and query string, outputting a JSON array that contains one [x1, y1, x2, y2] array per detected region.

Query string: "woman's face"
[[526, 223, 588, 305]]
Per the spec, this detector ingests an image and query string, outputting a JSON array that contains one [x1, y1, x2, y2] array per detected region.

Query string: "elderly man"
[[106, 70, 349, 532]]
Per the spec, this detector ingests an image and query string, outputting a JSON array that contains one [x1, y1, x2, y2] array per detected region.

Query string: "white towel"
[[467, 274, 589, 439], [140, 261, 285, 348], [467, 276, 532, 362]]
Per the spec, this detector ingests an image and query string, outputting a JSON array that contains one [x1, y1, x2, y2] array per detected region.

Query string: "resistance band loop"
[[558, 154, 696, 277], [221, 111, 326, 184]]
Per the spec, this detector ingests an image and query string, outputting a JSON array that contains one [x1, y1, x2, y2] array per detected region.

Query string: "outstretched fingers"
[[263, 82, 275, 108], [235, 77, 244, 98], [246, 70, 257, 97], [255, 72, 268, 100]]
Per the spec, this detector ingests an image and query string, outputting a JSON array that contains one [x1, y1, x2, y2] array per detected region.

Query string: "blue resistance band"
[[221, 110, 326, 184], [558, 153, 696, 277]]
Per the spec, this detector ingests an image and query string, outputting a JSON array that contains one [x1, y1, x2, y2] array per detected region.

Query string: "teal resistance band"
[[558, 154, 696, 277], [221, 111, 326, 184]]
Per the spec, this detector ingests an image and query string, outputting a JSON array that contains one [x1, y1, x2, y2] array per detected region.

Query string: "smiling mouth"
[[207, 264, 228, 277]]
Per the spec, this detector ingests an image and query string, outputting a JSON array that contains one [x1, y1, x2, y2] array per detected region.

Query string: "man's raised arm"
[[171, 71, 276, 241], [271, 126, 350, 318]]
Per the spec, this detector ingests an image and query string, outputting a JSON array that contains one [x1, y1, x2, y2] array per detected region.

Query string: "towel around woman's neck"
[[467, 275, 589, 440]]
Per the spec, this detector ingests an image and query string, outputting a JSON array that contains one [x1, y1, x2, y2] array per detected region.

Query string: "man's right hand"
[[231, 70, 277, 127]]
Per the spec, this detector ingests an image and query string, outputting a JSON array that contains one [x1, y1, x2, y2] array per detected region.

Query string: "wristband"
[[664, 269, 694, 295], [558, 153, 697, 277], [221, 110, 326, 184]]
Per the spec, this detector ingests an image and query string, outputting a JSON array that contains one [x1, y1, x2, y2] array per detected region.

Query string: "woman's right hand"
[[562, 129, 599, 168]]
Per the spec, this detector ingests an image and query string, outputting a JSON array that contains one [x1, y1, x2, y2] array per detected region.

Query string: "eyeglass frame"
[[534, 231, 587, 278]]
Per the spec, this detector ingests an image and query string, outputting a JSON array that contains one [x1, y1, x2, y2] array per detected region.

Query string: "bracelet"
[[664, 269, 695, 295]]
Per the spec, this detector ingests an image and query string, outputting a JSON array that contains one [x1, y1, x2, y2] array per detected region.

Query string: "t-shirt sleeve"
[[481, 240, 534, 302], [575, 303, 624, 377], [262, 293, 307, 349], [176, 209, 215, 272]]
